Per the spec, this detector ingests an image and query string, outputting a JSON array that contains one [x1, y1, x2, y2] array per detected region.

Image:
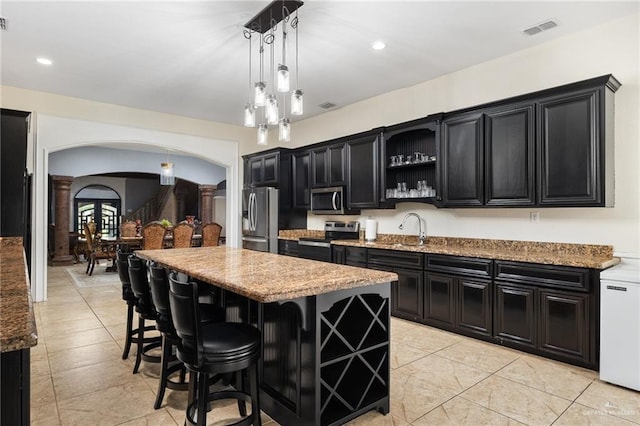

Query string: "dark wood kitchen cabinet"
[[310, 143, 346, 188], [346, 130, 382, 209], [278, 239, 299, 257], [331, 245, 367, 267], [368, 249, 424, 321], [291, 150, 311, 210], [244, 150, 279, 187], [485, 104, 536, 206], [440, 112, 484, 206], [382, 115, 442, 206], [494, 260, 597, 368], [536, 78, 618, 207], [424, 254, 493, 339]]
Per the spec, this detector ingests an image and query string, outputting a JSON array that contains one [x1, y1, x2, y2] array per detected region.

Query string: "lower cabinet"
[[393, 268, 424, 321], [494, 282, 537, 348], [539, 289, 589, 361], [457, 278, 492, 338], [277, 239, 299, 257], [423, 273, 456, 329]]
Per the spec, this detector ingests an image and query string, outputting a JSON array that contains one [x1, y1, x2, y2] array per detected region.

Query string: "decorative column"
[[199, 185, 216, 224], [50, 175, 74, 266]]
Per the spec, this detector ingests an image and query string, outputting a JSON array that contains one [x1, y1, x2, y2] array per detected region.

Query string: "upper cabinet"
[[346, 130, 383, 210], [292, 150, 311, 210], [382, 115, 442, 206], [310, 143, 346, 188], [536, 82, 617, 207], [243, 150, 280, 187], [441, 112, 485, 207], [485, 103, 536, 206], [439, 74, 619, 208]]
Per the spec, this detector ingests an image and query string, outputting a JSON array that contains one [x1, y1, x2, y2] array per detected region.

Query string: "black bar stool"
[[116, 249, 156, 360], [128, 254, 162, 374], [168, 272, 262, 426]]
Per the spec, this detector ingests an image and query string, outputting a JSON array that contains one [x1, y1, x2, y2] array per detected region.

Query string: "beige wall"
[[293, 13, 639, 257], [1, 13, 638, 257]]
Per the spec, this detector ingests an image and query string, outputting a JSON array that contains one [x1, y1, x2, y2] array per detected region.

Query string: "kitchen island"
[[135, 246, 398, 426]]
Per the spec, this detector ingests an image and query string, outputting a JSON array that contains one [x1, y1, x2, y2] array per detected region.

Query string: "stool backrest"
[[168, 272, 202, 365], [172, 221, 195, 249], [116, 250, 131, 286], [201, 222, 222, 247], [148, 263, 173, 334], [128, 255, 154, 313]]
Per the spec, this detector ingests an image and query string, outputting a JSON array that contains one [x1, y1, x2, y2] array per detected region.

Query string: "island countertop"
[[0, 237, 38, 353], [135, 246, 398, 303]]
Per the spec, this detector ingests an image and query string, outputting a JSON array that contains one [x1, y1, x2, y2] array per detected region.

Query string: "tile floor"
[[31, 264, 640, 425]]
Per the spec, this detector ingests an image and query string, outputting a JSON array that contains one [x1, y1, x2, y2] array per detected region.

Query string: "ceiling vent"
[[319, 102, 337, 110], [523, 19, 557, 36], [0, 17, 6, 31]]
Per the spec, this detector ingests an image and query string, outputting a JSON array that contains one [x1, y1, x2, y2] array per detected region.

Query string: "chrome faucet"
[[399, 212, 427, 245]]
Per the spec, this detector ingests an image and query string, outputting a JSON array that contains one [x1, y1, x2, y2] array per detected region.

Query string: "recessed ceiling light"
[[36, 57, 53, 66], [372, 41, 386, 50]]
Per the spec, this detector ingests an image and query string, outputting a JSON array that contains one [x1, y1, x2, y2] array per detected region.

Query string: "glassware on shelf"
[[390, 155, 398, 167], [406, 155, 413, 164], [397, 154, 404, 164]]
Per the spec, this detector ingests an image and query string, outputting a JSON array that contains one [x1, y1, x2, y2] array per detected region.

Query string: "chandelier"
[[243, 0, 304, 145]]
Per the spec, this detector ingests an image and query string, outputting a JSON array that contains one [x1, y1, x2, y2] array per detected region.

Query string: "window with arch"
[[74, 185, 121, 238]]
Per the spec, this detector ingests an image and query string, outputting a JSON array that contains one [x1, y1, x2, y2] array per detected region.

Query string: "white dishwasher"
[[600, 257, 640, 390]]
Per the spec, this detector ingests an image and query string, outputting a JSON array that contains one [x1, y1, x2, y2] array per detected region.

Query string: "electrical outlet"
[[530, 211, 540, 222]]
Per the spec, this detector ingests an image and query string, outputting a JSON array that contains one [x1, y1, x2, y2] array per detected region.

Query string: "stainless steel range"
[[298, 221, 360, 262]]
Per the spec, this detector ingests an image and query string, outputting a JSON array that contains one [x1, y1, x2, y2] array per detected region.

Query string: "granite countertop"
[[0, 237, 38, 353], [135, 247, 398, 303], [279, 231, 618, 270]]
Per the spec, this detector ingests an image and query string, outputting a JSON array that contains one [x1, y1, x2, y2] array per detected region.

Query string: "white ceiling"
[[1, 1, 638, 127]]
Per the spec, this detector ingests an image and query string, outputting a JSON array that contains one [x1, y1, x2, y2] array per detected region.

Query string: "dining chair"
[[120, 220, 138, 237], [201, 222, 222, 247], [172, 221, 195, 249], [83, 223, 115, 276], [142, 221, 168, 250]]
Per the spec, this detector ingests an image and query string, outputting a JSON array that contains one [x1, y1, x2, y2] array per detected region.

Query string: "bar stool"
[[128, 255, 162, 374], [148, 264, 226, 409], [168, 272, 262, 426], [116, 249, 148, 360]]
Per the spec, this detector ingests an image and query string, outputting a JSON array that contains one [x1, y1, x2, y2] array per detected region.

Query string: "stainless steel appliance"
[[298, 221, 360, 262], [242, 187, 278, 253], [310, 186, 358, 215]]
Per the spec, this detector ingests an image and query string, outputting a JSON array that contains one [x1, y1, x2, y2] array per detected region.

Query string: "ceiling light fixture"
[[243, 0, 303, 145], [36, 57, 53, 65], [160, 152, 175, 185], [372, 40, 386, 50]]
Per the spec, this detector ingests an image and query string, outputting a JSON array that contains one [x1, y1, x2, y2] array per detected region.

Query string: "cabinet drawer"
[[345, 246, 367, 266], [368, 249, 423, 270], [278, 239, 299, 257], [495, 261, 590, 292], [425, 254, 492, 278]]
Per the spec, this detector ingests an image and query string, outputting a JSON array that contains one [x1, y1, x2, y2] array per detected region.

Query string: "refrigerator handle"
[[332, 191, 338, 211], [250, 192, 257, 231], [248, 192, 253, 231]]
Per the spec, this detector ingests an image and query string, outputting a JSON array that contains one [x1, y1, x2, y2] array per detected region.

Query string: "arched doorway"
[[73, 185, 121, 238]]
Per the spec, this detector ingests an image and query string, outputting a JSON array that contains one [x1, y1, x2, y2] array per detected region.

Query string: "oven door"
[[298, 240, 332, 263]]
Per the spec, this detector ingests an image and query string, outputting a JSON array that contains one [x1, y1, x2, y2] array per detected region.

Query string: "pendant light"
[[243, 0, 303, 145], [160, 151, 175, 185]]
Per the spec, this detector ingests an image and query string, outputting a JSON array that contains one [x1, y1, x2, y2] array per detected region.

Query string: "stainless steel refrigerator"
[[242, 187, 279, 253]]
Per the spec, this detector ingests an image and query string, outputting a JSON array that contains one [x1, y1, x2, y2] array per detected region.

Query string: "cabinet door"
[[441, 112, 484, 206], [392, 268, 423, 321], [539, 290, 589, 363], [485, 105, 535, 206], [537, 88, 602, 206], [332, 245, 346, 264], [262, 153, 279, 185], [310, 147, 328, 188], [457, 278, 492, 338], [249, 157, 263, 186], [347, 134, 380, 209], [423, 273, 456, 329], [494, 282, 536, 348], [292, 151, 310, 209], [328, 143, 346, 186], [1, 110, 29, 237]]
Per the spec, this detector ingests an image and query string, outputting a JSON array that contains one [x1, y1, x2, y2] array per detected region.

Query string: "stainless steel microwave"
[[310, 186, 358, 215]]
